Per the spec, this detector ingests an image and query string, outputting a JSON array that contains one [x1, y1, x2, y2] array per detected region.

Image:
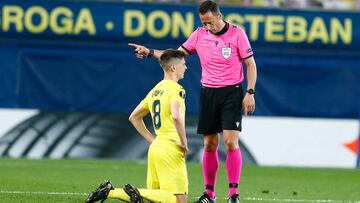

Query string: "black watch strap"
[[147, 49, 154, 58], [246, 89, 255, 94]]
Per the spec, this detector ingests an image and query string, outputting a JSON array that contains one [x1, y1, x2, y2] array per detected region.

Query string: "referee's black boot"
[[228, 194, 240, 203], [85, 180, 114, 203], [192, 193, 215, 203], [124, 183, 143, 203]]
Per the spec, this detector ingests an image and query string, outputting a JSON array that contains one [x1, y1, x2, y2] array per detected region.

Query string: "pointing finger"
[[128, 43, 139, 48]]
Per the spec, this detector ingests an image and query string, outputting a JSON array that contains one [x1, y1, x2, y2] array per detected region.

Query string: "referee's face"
[[199, 11, 222, 34]]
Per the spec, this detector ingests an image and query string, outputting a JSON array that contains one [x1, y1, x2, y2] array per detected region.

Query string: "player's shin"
[[108, 189, 131, 202], [138, 189, 177, 203]]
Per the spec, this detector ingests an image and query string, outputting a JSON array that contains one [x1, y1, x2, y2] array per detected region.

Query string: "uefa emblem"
[[222, 47, 231, 59]]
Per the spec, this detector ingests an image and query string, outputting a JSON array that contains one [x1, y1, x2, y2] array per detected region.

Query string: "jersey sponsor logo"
[[246, 48, 253, 54], [222, 47, 231, 59]]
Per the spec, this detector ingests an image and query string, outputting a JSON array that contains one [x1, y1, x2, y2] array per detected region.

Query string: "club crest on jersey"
[[179, 90, 186, 99], [222, 47, 231, 59]]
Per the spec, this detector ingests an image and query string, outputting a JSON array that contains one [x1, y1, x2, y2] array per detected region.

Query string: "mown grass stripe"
[[1, 190, 359, 203]]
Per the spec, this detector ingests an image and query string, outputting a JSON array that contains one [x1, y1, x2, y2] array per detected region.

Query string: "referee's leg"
[[223, 130, 239, 151], [223, 130, 242, 201], [201, 134, 219, 200]]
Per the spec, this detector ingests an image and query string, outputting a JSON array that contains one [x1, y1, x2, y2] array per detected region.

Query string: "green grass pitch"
[[0, 158, 359, 203]]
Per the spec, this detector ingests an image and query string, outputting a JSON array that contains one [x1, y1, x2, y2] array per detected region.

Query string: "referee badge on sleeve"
[[222, 47, 231, 59]]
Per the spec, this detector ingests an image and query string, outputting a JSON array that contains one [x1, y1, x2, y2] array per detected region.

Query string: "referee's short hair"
[[159, 49, 186, 71], [198, 0, 220, 15]]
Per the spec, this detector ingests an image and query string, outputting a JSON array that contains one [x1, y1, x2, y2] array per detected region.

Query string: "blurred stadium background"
[[0, 0, 360, 178]]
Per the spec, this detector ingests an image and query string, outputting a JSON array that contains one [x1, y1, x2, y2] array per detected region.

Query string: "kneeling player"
[[85, 49, 188, 203]]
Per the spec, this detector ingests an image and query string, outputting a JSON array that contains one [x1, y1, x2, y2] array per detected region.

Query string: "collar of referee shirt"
[[214, 21, 229, 36]]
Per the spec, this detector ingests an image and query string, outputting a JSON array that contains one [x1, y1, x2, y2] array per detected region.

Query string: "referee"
[[129, 1, 257, 202]]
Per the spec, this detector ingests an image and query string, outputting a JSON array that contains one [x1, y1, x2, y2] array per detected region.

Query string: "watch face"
[[247, 89, 254, 94]]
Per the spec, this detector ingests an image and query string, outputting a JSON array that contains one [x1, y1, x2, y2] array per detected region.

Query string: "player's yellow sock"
[[138, 189, 177, 203], [107, 189, 130, 202]]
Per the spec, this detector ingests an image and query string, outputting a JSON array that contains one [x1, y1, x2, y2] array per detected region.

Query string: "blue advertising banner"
[[0, 1, 358, 49], [1, 1, 360, 118]]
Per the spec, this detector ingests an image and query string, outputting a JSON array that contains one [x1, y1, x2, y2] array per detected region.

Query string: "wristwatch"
[[147, 49, 154, 58], [246, 89, 255, 95]]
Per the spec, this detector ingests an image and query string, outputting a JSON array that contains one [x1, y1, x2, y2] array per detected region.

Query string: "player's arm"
[[129, 104, 154, 143], [242, 56, 257, 115], [170, 100, 188, 156], [128, 43, 190, 60]]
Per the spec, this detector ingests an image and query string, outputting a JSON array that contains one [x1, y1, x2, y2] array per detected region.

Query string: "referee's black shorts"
[[197, 84, 244, 135]]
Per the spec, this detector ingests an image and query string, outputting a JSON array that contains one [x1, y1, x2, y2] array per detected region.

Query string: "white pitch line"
[[1, 190, 359, 203], [0, 190, 87, 196]]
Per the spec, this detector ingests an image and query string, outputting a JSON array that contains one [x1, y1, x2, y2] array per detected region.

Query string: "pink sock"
[[202, 149, 219, 199], [226, 148, 242, 197]]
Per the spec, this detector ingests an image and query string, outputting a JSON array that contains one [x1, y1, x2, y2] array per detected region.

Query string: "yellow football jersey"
[[140, 80, 186, 142]]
